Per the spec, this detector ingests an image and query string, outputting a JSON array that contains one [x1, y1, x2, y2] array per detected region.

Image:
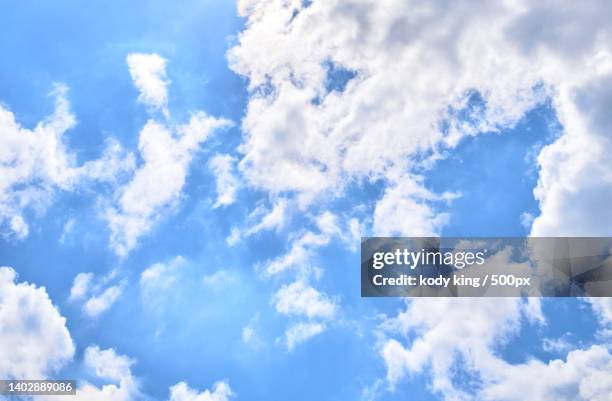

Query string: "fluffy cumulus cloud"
[[105, 54, 232, 256], [168, 381, 234, 401], [0, 267, 75, 379]]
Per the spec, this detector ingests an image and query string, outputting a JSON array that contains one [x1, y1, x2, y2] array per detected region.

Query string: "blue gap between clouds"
[[425, 98, 561, 237]]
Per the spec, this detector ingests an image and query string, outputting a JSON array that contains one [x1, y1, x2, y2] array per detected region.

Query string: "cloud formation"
[[209, 153, 240, 208], [168, 381, 234, 401], [105, 55, 232, 256], [127, 53, 171, 114], [69, 271, 123, 318], [0, 266, 75, 379]]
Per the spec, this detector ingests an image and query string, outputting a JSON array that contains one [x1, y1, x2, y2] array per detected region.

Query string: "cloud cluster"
[[258, 211, 355, 349], [0, 85, 133, 240], [0, 85, 75, 239], [378, 295, 612, 401], [71, 345, 140, 401], [0, 52, 230, 257], [1, 266, 235, 401], [374, 243, 612, 400], [229, 0, 612, 380], [229, 0, 612, 238]]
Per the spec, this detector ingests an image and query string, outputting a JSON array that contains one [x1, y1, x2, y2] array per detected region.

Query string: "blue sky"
[[1, 1, 612, 401]]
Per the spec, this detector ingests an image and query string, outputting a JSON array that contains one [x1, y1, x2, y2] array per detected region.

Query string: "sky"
[[1, 1, 612, 401]]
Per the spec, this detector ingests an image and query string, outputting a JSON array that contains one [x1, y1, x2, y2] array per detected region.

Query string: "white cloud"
[[0, 84, 76, 239], [202, 269, 235, 287], [228, 0, 543, 225], [84, 345, 134, 382], [140, 255, 185, 297], [9, 215, 29, 239], [59, 217, 76, 244], [105, 55, 232, 256], [73, 345, 140, 401], [284, 322, 325, 351], [230, 6, 612, 395], [259, 211, 339, 277], [378, 295, 612, 401], [585, 298, 612, 339], [520, 212, 535, 230], [127, 53, 170, 114], [168, 381, 234, 401], [273, 279, 336, 319], [373, 174, 456, 236], [229, 0, 612, 243], [227, 198, 289, 245], [542, 336, 575, 354], [70, 271, 123, 318], [105, 113, 231, 256], [69, 272, 94, 301], [78, 137, 136, 184], [481, 346, 612, 401], [379, 298, 535, 396], [242, 313, 262, 348], [273, 279, 336, 350], [210, 153, 240, 208], [530, 74, 612, 237], [0, 84, 135, 241], [83, 285, 122, 318], [38, 345, 233, 401], [0, 266, 74, 379]]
